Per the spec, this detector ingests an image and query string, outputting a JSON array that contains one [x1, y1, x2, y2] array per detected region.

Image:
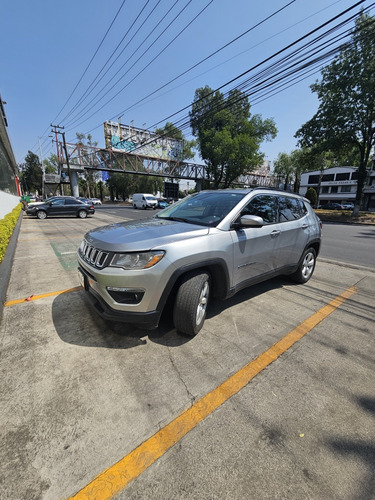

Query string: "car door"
[[276, 196, 310, 268], [231, 194, 282, 287], [47, 198, 66, 215], [64, 198, 81, 215]]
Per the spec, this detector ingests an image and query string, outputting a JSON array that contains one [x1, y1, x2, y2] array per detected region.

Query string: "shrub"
[[0, 204, 22, 264]]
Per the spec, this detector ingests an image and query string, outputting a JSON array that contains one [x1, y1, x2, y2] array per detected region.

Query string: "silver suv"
[[77, 188, 321, 336]]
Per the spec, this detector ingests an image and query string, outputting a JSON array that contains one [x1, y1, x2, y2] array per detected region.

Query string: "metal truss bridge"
[[60, 142, 276, 187]]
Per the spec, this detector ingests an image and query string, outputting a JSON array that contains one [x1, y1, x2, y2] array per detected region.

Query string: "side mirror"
[[233, 214, 264, 229]]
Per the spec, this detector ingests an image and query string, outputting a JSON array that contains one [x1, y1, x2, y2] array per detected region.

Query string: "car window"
[[278, 196, 306, 222], [241, 195, 277, 224], [51, 199, 65, 206], [157, 192, 246, 226], [65, 198, 79, 205]]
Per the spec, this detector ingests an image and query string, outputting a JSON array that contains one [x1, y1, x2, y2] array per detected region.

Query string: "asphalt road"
[[95, 205, 375, 269], [0, 208, 374, 500]]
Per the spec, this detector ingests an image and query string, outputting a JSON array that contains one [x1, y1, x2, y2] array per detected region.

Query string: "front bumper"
[[78, 265, 162, 329]]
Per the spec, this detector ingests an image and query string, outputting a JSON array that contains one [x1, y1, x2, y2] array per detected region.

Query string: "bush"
[[0, 204, 22, 264], [305, 187, 318, 207]]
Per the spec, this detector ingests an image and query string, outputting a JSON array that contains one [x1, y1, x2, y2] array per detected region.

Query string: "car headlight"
[[110, 251, 165, 270]]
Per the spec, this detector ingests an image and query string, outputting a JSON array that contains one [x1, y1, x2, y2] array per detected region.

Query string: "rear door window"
[[278, 196, 306, 222]]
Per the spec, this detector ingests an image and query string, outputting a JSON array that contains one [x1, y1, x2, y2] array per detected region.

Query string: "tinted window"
[[278, 196, 306, 222], [336, 172, 350, 181], [241, 195, 277, 224], [51, 199, 65, 206], [308, 175, 320, 184], [322, 174, 334, 182], [65, 198, 78, 205]]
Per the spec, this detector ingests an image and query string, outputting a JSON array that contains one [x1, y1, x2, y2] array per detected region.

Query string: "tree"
[[19, 151, 42, 194], [190, 86, 277, 188], [155, 122, 196, 161], [305, 187, 318, 207], [42, 153, 59, 174], [295, 13, 375, 216], [273, 152, 294, 191]]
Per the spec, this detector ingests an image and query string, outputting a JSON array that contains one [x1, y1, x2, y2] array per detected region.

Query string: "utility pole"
[[51, 124, 63, 195], [51, 124, 74, 196], [38, 136, 45, 198]]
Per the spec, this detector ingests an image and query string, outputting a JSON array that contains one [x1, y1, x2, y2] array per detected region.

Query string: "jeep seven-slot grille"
[[80, 241, 109, 268]]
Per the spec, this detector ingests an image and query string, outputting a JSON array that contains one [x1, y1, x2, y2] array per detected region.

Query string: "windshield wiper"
[[158, 216, 191, 223]]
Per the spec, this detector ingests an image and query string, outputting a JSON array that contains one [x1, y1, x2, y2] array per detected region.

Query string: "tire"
[[37, 210, 47, 219], [133, 204, 137, 209], [290, 247, 316, 284], [78, 210, 88, 219], [173, 271, 210, 336]]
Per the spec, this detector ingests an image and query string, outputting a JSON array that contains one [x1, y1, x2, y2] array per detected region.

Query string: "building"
[[0, 94, 20, 218], [299, 166, 358, 207], [300, 165, 375, 210]]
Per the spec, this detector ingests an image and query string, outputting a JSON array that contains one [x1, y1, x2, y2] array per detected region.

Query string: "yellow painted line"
[[68, 285, 358, 500], [4, 286, 82, 307]]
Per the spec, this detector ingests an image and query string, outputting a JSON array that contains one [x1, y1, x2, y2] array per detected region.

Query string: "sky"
[[1, 0, 373, 185]]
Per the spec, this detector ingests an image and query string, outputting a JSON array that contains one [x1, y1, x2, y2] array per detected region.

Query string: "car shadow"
[[53, 277, 288, 349]]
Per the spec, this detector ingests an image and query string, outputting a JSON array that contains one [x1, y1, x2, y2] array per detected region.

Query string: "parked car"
[[78, 188, 321, 336], [26, 196, 95, 219], [157, 199, 169, 209], [320, 202, 344, 210], [90, 198, 102, 205], [342, 202, 354, 210]]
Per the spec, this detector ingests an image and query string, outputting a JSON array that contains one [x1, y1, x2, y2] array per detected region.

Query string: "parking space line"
[[68, 284, 358, 500], [4, 286, 82, 306]]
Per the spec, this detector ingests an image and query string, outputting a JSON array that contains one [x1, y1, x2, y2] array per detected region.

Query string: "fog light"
[[106, 287, 145, 304]]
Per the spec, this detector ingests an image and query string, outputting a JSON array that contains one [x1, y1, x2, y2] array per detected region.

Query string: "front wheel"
[[173, 271, 210, 336], [290, 247, 316, 284], [36, 210, 47, 219], [78, 210, 87, 219]]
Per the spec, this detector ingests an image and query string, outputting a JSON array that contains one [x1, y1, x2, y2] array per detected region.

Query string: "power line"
[[65, 0, 214, 131]]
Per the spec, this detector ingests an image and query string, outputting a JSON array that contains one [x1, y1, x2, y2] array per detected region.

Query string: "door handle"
[[301, 224, 308, 229], [271, 230, 281, 238]]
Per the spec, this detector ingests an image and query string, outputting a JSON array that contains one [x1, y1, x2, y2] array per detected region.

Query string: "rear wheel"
[[78, 210, 87, 219], [290, 247, 316, 284], [173, 271, 210, 336], [37, 210, 47, 219]]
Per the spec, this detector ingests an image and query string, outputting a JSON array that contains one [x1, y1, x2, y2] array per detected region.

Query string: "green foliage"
[[43, 154, 59, 174], [295, 12, 375, 212], [105, 173, 163, 201], [305, 187, 318, 207], [0, 204, 22, 264], [189, 86, 277, 188], [155, 122, 196, 160], [19, 150, 42, 194]]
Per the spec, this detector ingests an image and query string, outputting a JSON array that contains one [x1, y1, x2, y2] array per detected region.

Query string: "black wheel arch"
[[156, 258, 230, 315]]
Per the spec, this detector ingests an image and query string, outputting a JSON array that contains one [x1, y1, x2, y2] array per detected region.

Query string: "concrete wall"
[[0, 190, 19, 219], [0, 95, 19, 219]]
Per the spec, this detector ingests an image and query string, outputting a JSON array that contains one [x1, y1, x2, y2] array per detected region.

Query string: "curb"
[[0, 212, 22, 320], [319, 257, 375, 274]]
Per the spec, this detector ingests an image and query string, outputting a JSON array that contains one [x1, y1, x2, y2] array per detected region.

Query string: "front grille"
[[80, 241, 109, 268]]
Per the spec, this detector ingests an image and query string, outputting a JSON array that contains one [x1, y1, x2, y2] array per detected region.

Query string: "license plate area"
[[78, 268, 90, 291]]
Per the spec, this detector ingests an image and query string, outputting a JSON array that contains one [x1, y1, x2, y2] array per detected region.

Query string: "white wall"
[[0, 191, 20, 219]]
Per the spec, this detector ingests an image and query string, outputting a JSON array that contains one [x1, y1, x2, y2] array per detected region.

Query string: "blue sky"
[[1, 0, 372, 176]]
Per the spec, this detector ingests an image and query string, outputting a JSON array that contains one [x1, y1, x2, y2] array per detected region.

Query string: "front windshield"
[[156, 191, 246, 227]]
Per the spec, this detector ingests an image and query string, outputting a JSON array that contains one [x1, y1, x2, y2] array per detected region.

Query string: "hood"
[[84, 217, 209, 252]]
